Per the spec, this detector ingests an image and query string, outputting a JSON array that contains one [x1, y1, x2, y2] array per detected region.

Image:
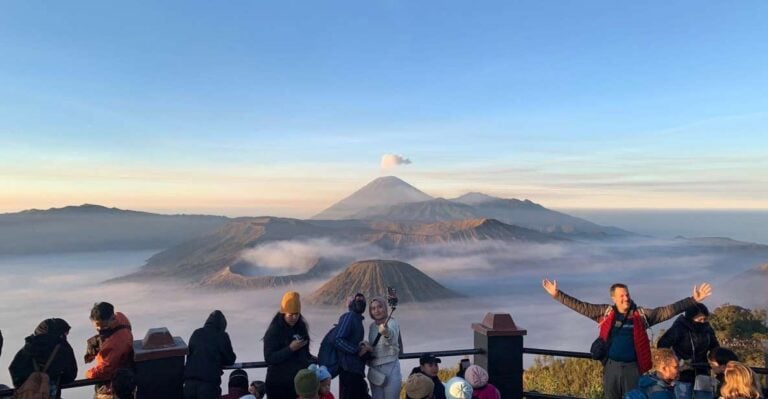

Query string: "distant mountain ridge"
[[116, 216, 563, 285], [315, 177, 629, 238], [0, 204, 229, 255]]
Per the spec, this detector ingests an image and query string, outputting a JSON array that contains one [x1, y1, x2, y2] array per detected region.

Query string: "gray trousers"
[[603, 359, 640, 399]]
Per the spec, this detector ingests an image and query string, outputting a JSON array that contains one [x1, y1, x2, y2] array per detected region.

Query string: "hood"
[[638, 374, 670, 390], [23, 333, 62, 358], [671, 314, 712, 333], [99, 312, 132, 338], [205, 310, 227, 332]]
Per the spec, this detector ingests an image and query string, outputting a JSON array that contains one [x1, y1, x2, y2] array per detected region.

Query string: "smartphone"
[[292, 334, 304, 341]]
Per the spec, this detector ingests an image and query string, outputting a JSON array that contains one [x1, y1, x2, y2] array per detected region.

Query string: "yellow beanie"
[[281, 291, 301, 314]]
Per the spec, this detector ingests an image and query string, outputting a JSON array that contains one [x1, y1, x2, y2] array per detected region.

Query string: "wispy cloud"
[[380, 154, 412, 170]]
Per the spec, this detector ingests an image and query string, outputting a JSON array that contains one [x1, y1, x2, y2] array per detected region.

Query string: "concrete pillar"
[[133, 327, 188, 399], [472, 313, 527, 399]]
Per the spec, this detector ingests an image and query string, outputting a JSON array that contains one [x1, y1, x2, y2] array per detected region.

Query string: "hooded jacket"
[[9, 323, 78, 388], [636, 373, 675, 399], [86, 312, 134, 380], [184, 310, 237, 385], [657, 315, 719, 383]]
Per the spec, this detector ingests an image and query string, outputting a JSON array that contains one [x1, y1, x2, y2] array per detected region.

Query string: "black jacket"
[[9, 333, 77, 388], [263, 313, 313, 387], [657, 315, 719, 383], [183, 310, 237, 385], [408, 366, 446, 399]]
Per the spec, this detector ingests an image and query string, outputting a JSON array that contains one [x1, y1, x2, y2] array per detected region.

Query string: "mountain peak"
[[312, 176, 433, 220], [308, 259, 461, 306]]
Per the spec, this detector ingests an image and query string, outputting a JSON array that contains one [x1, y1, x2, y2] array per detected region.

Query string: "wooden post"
[[472, 313, 527, 399]]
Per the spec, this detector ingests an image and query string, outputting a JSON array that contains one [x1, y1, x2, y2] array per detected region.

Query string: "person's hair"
[[250, 381, 266, 398], [111, 368, 136, 399], [721, 361, 760, 399], [708, 347, 739, 366], [652, 348, 677, 369], [262, 312, 310, 341], [609, 283, 628, 295], [228, 369, 249, 390], [90, 302, 115, 322]]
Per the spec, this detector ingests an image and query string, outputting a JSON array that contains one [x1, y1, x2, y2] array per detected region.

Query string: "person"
[[708, 349, 762, 396], [631, 348, 679, 399], [263, 291, 314, 399], [220, 368, 250, 399], [308, 364, 335, 399], [366, 296, 401, 399], [334, 293, 371, 399], [720, 362, 761, 399], [294, 369, 320, 399], [405, 374, 435, 399], [249, 380, 266, 399], [183, 310, 237, 399], [456, 359, 471, 379], [541, 279, 712, 399], [463, 365, 500, 399], [658, 303, 720, 399], [9, 318, 78, 398], [444, 377, 473, 399], [85, 302, 134, 399], [111, 368, 137, 399], [409, 354, 446, 399]]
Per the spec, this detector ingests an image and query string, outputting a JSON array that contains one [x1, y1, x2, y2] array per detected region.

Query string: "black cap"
[[419, 353, 442, 365]]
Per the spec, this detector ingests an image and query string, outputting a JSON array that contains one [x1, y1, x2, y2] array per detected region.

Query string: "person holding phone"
[[263, 291, 314, 399], [367, 296, 402, 399]]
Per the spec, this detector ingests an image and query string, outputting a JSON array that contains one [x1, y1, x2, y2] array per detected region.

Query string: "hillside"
[[312, 176, 433, 220]]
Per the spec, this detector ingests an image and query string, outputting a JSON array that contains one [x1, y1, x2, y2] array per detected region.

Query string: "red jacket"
[[598, 308, 652, 374], [85, 312, 134, 379]]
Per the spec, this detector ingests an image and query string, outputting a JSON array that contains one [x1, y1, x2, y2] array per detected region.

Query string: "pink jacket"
[[471, 383, 501, 399]]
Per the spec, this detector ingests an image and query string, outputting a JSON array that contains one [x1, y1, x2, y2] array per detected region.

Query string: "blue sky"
[[1, 1, 766, 216]]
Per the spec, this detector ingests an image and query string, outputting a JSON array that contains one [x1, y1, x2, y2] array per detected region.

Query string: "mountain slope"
[[312, 176, 433, 220], [309, 259, 461, 306], [0, 204, 229, 255], [351, 198, 481, 222]]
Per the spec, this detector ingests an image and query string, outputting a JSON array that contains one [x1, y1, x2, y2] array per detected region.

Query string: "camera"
[[386, 286, 398, 308]]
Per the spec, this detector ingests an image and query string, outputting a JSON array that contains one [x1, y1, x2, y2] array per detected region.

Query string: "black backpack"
[[317, 325, 340, 378]]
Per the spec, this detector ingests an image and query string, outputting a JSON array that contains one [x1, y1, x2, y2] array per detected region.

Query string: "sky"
[[1, 1, 767, 217]]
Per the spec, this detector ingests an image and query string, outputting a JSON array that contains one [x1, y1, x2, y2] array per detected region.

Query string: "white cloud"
[[380, 154, 412, 170]]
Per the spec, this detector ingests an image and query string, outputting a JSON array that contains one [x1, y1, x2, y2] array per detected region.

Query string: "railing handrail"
[[1, 345, 764, 397]]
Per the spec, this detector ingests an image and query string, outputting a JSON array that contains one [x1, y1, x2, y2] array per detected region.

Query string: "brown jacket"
[[85, 312, 133, 380]]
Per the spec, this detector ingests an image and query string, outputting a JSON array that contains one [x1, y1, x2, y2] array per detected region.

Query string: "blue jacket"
[[637, 374, 675, 399], [334, 310, 366, 375]]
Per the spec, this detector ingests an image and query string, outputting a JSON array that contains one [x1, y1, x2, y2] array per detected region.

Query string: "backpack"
[[14, 344, 60, 399], [317, 324, 340, 378], [624, 381, 666, 399]]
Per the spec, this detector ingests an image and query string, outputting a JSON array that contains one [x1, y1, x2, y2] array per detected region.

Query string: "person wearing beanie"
[[263, 291, 314, 399], [308, 364, 335, 399], [463, 365, 500, 399], [367, 296, 402, 399], [409, 354, 445, 399], [295, 369, 320, 399], [333, 293, 372, 399], [86, 301, 134, 399], [445, 377, 473, 399], [183, 310, 237, 399], [658, 303, 719, 399], [220, 368, 250, 399], [9, 318, 78, 398], [405, 374, 435, 399]]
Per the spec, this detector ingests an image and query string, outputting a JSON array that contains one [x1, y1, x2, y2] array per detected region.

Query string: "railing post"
[[133, 327, 188, 399], [472, 313, 527, 399]]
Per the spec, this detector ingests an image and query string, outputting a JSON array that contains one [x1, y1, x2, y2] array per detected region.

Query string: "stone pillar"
[[133, 327, 188, 399], [472, 313, 527, 399]]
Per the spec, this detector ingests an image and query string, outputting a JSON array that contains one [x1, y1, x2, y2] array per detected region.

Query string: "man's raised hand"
[[542, 278, 558, 297], [693, 283, 712, 302]]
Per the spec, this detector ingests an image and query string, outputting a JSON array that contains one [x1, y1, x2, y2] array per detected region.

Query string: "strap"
[[42, 344, 61, 373]]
